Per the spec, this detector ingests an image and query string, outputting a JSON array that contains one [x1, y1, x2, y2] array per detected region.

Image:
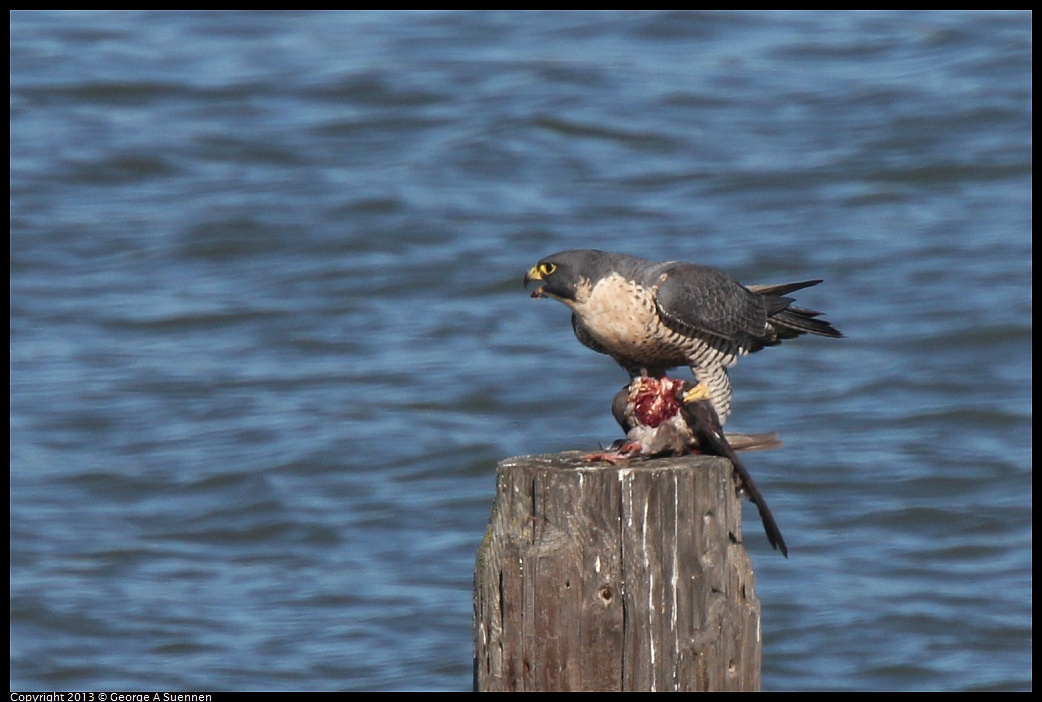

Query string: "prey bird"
[[585, 377, 788, 557]]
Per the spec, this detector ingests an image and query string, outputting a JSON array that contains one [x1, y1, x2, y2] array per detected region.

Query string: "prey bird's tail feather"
[[726, 431, 783, 452]]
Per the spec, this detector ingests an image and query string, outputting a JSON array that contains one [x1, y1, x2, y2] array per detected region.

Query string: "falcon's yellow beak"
[[523, 265, 544, 287]]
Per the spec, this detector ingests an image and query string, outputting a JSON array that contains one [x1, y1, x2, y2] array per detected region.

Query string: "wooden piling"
[[474, 451, 762, 692]]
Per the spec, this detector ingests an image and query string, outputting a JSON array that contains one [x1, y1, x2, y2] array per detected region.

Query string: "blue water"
[[10, 11, 1032, 691]]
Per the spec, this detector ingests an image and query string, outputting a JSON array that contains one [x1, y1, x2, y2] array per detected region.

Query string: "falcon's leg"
[[691, 364, 733, 425]]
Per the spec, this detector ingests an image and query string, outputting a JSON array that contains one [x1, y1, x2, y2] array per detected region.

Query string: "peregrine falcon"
[[524, 249, 843, 424]]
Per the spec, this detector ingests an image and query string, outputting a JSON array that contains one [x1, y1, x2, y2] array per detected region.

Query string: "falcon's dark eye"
[[538, 262, 557, 276]]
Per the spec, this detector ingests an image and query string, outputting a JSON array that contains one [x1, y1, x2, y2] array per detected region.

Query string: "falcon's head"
[[523, 250, 610, 305]]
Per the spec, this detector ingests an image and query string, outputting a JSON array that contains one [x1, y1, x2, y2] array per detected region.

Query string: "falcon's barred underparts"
[[524, 249, 843, 424]]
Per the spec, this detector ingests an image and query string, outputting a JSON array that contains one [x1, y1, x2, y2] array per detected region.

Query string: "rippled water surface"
[[10, 10, 1031, 691]]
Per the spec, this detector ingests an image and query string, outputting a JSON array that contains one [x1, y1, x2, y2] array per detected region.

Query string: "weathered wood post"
[[474, 451, 762, 692]]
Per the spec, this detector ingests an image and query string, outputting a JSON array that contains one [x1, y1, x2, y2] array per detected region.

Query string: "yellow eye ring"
[[538, 262, 557, 276]]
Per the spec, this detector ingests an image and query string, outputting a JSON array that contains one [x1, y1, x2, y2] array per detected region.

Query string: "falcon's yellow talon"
[[682, 383, 711, 404]]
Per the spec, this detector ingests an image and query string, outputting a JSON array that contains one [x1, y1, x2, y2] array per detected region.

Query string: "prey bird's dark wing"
[[679, 399, 788, 557]]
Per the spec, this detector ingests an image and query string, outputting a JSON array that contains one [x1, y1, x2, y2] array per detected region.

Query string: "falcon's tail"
[[771, 305, 844, 339], [746, 280, 823, 297], [748, 279, 844, 342]]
